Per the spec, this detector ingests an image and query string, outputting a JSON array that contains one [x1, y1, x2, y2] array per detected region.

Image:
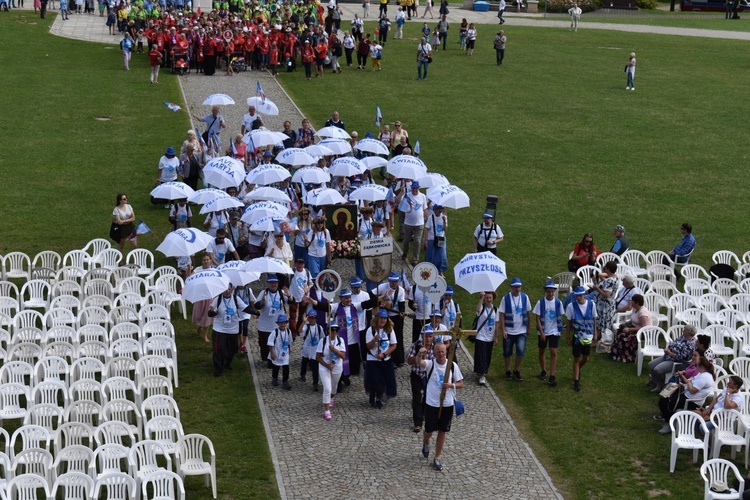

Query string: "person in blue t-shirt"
[[668, 222, 696, 264], [566, 286, 598, 392]]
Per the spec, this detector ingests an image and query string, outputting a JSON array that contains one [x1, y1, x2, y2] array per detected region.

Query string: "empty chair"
[[78, 324, 108, 344], [12, 448, 54, 485], [44, 341, 76, 363], [51, 280, 81, 299], [56, 265, 86, 283], [44, 308, 77, 329], [144, 335, 179, 387], [648, 264, 676, 285], [669, 410, 710, 473], [11, 328, 45, 350], [51, 471, 95, 500], [730, 293, 750, 315], [0, 326, 8, 364], [106, 357, 137, 381], [145, 415, 184, 458], [3, 252, 32, 281], [78, 340, 109, 364], [713, 250, 742, 269], [142, 470, 186, 500], [685, 278, 715, 299], [119, 276, 149, 297], [643, 293, 671, 327], [154, 274, 187, 319], [46, 325, 77, 346], [729, 357, 750, 386], [111, 266, 136, 293], [81, 239, 112, 269], [646, 250, 674, 270], [139, 375, 174, 404], [69, 379, 103, 405], [62, 250, 89, 273], [735, 325, 750, 358], [110, 306, 139, 326], [92, 471, 138, 500], [52, 445, 95, 478], [20, 280, 51, 311], [702, 325, 736, 361], [129, 440, 173, 492], [141, 395, 181, 424], [8, 342, 43, 365], [633, 278, 652, 295], [31, 380, 69, 408], [113, 292, 144, 312], [550, 272, 575, 297], [54, 422, 94, 456], [146, 266, 178, 290], [137, 357, 174, 387], [0, 280, 20, 304], [139, 305, 171, 327], [32, 251, 62, 272], [102, 377, 139, 405], [126, 249, 155, 277], [23, 404, 64, 440], [176, 434, 217, 499], [716, 309, 748, 331], [636, 326, 669, 377], [682, 264, 711, 282], [669, 293, 698, 324], [144, 290, 174, 312], [110, 323, 142, 343], [78, 305, 111, 329], [14, 309, 45, 331], [698, 294, 730, 324], [621, 249, 648, 277], [142, 319, 175, 343], [82, 268, 113, 290], [5, 473, 52, 500], [90, 443, 130, 480], [30, 267, 56, 283], [596, 251, 619, 268], [83, 278, 114, 300], [97, 248, 123, 271], [576, 265, 598, 289], [0, 451, 10, 493], [711, 408, 746, 460], [104, 399, 143, 442], [714, 278, 740, 301], [680, 308, 712, 329], [94, 421, 137, 448], [70, 357, 105, 382], [700, 458, 744, 500], [9, 425, 51, 461], [0, 297, 19, 323], [82, 294, 113, 311], [110, 338, 143, 361], [0, 360, 34, 386], [35, 356, 69, 387]]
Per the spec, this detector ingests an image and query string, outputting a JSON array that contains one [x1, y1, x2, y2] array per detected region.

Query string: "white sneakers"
[[478, 375, 487, 385]]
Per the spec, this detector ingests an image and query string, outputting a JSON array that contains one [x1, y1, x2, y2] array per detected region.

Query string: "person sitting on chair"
[[668, 222, 696, 264], [610, 224, 630, 257]]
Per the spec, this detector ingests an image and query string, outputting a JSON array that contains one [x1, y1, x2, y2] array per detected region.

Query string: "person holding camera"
[[423, 204, 447, 275]]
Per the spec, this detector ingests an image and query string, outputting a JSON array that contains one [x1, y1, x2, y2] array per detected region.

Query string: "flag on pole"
[[130, 221, 152, 239], [163, 102, 181, 112], [375, 105, 382, 127], [257, 81, 266, 104], [230, 139, 238, 157], [413, 138, 421, 155]]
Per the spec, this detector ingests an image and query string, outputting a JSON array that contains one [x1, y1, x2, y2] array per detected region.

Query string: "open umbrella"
[[305, 187, 347, 206], [354, 138, 389, 156], [216, 261, 261, 286], [318, 138, 352, 155], [241, 201, 289, 225], [329, 157, 364, 177], [361, 156, 388, 170], [199, 195, 244, 214], [453, 251, 507, 294], [150, 182, 195, 201], [241, 129, 288, 147], [347, 184, 389, 202], [242, 256, 294, 275], [304, 144, 334, 157], [182, 269, 232, 302], [188, 188, 229, 205], [244, 186, 292, 204], [246, 97, 279, 115], [314, 126, 351, 140], [202, 94, 235, 106], [156, 228, 213, 257], [203, 156, 245, 189], [428, 184, 470, 210], [291, 166, 331, 185], [245, 164, 291, 185], [276, 148, 317, 167], [250, 216, 287, 232], [387, 155, 428, 180], [417, 173, 450, 189]]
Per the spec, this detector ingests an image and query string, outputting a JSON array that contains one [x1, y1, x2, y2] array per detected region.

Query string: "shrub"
[[636, 0, 659, 8], [538, 0, 601, 13]]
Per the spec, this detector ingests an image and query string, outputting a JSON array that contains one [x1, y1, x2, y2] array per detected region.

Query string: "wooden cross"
[[437, 313, 476, 417]]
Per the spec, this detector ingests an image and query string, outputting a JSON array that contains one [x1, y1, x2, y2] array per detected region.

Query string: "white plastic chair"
[[44, 308, 77, 329], [711, 408, 746, 460], [69, 379, 103, 405], [54, 422, 94, 456], [636, 326, 668, 377], [56, 265, 86, 284], [176, 434, 217, 499], [102, 377, 139, 406], [0, 451, 11, 494], [126, 249, 155, 277], [90, 443, 130, 480], [713, 251, 741, 269], [78, 324, 109, 344], [698, 294, 730, 324], [714, 279, 740, 301], [685, 279, 715, 300], [144, 290, 175, 312], [144, 335, 179, 387], [82, 268, 113, 290], [93, 471, 137, 500], [141, 319, 176, 344], [113, 292, 144, 312], [81, 238, 112, 268], [9, 425, 50, 462], [82, 294, 114, 312], [70, 357, 105, 383], [64, 400, 103, 428], [104, 399, 143, 443], [3, 252, 32, 281], [140, 305, 171, 328], [669, 410, 710, 473], [78, 305, 111, 329], [5, 473, 52, 500], [32, 251, 62, 272], [110, 306, 139, 326], [83, 278, 114, 300], [620, 249, 648, 277], [137, 356, 175, 387], [680, 308, 712, 329], [97, 248, 123, 271], [146, 266, 178, 289], [576, 265, 598, 289], [78, 340, 109, 364], [23, 404, 64, 441], [735, 325, 750, 358], [632, 278, 651, 295], [46, 325, 77, 346], [31, 380, 68, 407], [110, 323, 142, 344], [139, 375, 175, 404], [129, 440, 173, 493], [11, 327, 45, 348], [110, 338, 144, 361], [717, 309, 748, 332], [51, 280, 81, 298], [703, 325, 736, 361], [35, 356, 69, 387], [642, 293, 671, 327], [62, 250, 89, 274], [0, 360, 34, 386], [8, 342, 43, 365], [106, 357, 138, 381], [669, 293, 698, 324], [52, 445, 95, 479], [646, 250, 674, 270], [141, 470, 186, 500], [701, 458, 744, 500], [596, 251, 619, 268], [51, 471, 95, 500], [0, 298, 19, 325], [682, 264, 711, 283], [119, 277, 149, 297], [12, 448, 54, 485], [141, 395, 181, 424], [551, 272, 575, 297], [649, 264, 676, 285], [44, 341, 76, 363], [730, 293, 750, 315], [94, 421, 136, 448], [154, 274, 187, 319], [13, 309, 45, 331], [111, 266, 136, 294], [19, 280, 51, 311], [729, 358, 750, 387]]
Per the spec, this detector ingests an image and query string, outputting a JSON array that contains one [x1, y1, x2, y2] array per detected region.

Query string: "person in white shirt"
[[566, 286, 599, 392], [234, 284, 257, 354], [417, 37, 432, 81], [306, 217, 332, 279], [473, 291, 498, 386], [288, 258, 313, 336], [499, 278, 532, 382], [240, 105, 264, 135], [157, 147, 179, 183], [255, 274, 290, 366], [473, 212, 503, 254], [365, 309, 398, 408], [329, 288, 377, 382], [497, 0, 506, 23], [465, 23, 477, 56], [416, 341, 463, 472], [373, 271, 407, 365], [317, 323, 347, 420], [206, 228, 239, 266], [400, 181, 427, 265], [568, 3, 582, 31], [300, 310, 325, 390], [350, 277, 373, 363], [268, 314, 293, 389], [532, 280, 564, 387], [423, 204, 447, 274], [208, 284, 249, 377]]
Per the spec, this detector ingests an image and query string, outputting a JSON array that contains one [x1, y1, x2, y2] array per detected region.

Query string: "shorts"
[[502, 333, 527, 358], [467, 39, 475, 49], [424, 404, 453, 433], [572, 341, 591, 358], [538, 335, 560, 350]]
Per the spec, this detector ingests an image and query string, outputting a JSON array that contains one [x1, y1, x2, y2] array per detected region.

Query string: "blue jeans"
[[307, 255, 327, 279], [627, 72, 635, 88], [294, 244, 308, 267], [417, 59, 429, 79], [503, 333, 528, 359]]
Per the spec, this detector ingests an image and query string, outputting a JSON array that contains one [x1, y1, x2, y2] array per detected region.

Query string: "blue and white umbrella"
[[243, 186, 292, 204], [246, 164, 291, 185], [427, 184, 470, 210], [354, 138, 389, 156], [314, 126, 351, 140], [203, 156, 245, 189], [149, 182, 195, 201], [250, 216, 287, 232], [416, 173, 450, 189], [188, 188, 229, 205], [216, 260, 262, 286], [202, 94, 235, 106], [241, 201, 289, 225], [361, 156, 388, 171], [387, 155, 428, 180], [304, 144, 335, 157], [305, 187, 346, 206], [291, 166, 331, 185], [319, 138, 352, 155], [199, 195, 244, 214], [241, 129, 288, 147], [242, 256, 294, 275], [347, 184, 389, 202], [246, 96, 279, 115], [329, 157, 365, 177], [276, 148, 317, 167], [156, 228, 213, 257], [182, 269, 232, 302], [453, 252, 507, 294]]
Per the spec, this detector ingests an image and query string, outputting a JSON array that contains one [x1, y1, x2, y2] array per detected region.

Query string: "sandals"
[[653, 414, 664, 421]]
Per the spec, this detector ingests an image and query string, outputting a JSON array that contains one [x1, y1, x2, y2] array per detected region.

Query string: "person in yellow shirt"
[[379, 0, 388, 16]]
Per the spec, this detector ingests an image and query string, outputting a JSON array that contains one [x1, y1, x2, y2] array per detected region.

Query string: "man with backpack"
[[566, 286, 599, 392], [533, 280, 564, 386], [208, 283, 249, 377], [499, 278, 531, 382], [473, 212, 503, 254]]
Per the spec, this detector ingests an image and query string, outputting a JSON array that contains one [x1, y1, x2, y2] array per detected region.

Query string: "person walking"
[[120, 32, 134, 70], [625, 52, 636, 90], [497, 0, 505, 23], [317, 324, 346, 420], [208, 284, 248, 377], [400, 181, 426, 265], [568, 3, 581, 31], [493, 30, 506, 66], [473, 291, 498, 386], [533, 280, 564, 386], [416, 36, 432, 80], [565, 286, 598, 392], [436, 14, 449, 50], [499, 277, 531, 382], [407, 325, 436, 433], [148, 44, 162, 83], [268, 315, 294, 389]]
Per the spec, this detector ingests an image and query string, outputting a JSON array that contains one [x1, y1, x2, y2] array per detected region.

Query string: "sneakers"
[[240, 345, 248, 353], [626, 86, 631, 90], [658, 424, 671, 434], [272, 378, 279, 387], [631, 88, 635, 91], [422, 442, 429, 458], [376, 400, 383, 409], [547, 375, 557, 387], [505, 370, 512, 381], [573, 380, 581, 392], [513, 370, 523, 382], [478, 375, 487, 385], [313, 383, 319, 392], [324, 411, 332, 421], [537, 371, 547, 381], [329, 399, 335, 408], [433, 458, 443, 471], [282, 381, 292, 390], [299, 375, 307, 382]]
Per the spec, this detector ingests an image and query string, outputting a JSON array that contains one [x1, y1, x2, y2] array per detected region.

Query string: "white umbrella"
[[241, 201, 289, 225], [329, 157, 364, 177], [428, 185, 470, 210], [216, 261, 261, 286], [276, 148, 317, 167], [244, 186, 292, 204], [361, 156, 388, 170], [242, 257, 294, 275], [246, 97, 279, 115], [387, 155, 428, 180], [417, 173, 450, 189], [453, 252, 507, 294], [354, 138, 389, 156], [242, 129, 288, 147], [318, 138, 352, 155], [305, 187, 346, 206], [245, 164, 291, 185], [202, 94, 235, 106], [291, 166, 331, 185], [188, 188, 230, 205], [304, 144, 334, 157], [347, 184, 389, 202], [199, 195, 244, 214], [250, 216, 286, 232], [314, 126, 351, 140], [203, 156, 245, 189], [156, 228, 213, 257], [150, 182, 195, 201], [182, 269, 232, 303]]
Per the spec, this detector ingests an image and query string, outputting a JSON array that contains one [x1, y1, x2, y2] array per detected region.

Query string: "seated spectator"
[[614, 274, 642, 313], [668, 222, 696, 264], [568, 233, 597, 272], [656, 356, 715, 434], [646, 324, 697, 392], [696, 375, 744, 433], [609, 294, 651, 363], [696, 333, 715, 364], [610, 224, 629, 256]]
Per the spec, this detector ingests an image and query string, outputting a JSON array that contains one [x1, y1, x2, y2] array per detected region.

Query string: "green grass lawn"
[[0, 12, 278, 499], [279, 22, 750, 498], [578, 15, 750, 30]]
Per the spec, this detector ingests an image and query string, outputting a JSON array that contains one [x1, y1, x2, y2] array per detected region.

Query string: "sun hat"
[[267, 274, 279, 283], [377, 309, 389, 318], [276, 314, 289, 323], [573, 286, 586, 296], [510, 277, 522, 287]]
